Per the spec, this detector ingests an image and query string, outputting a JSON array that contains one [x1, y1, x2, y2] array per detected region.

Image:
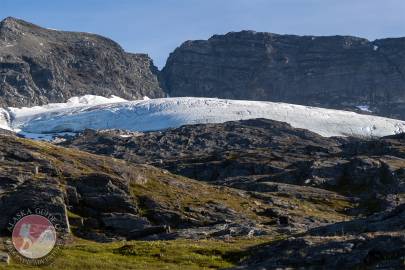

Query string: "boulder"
[[101, 213, 151, 233], [0, 252, 9, 265]]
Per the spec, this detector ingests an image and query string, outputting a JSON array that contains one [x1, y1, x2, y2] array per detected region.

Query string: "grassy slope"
[[1, 237, 277, 270]]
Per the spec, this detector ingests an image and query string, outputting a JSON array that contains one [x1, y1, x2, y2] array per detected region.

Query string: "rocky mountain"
[[0, 17, 164, 107], [60, 119, 405, 268], [3, 16, 405, 122], [162, 31, 405, 120]]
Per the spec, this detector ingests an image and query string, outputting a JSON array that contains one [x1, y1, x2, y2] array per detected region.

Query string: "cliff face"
[[162, 31, 405, 120], [3, 17, 405, 120], [0, 17, 165, 107]]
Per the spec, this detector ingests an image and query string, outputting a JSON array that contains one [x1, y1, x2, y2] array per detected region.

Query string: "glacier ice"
[[5, 96, 405, 139]]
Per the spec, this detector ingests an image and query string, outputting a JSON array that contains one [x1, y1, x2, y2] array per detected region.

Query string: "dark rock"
[[167, 222, 268, 240], [310, 203, 405, 236], [0, 252, 9, 265], [0, 178, 69, 235], [65, 186, 80, 206], [162, 31, 405, 120], [83, 217, 100, 229], [101, 213, 151, 233], [0, 17, 165, 107], [306, 159, 348, 187], [235, 234, 405, 270], [68, 216, 84, 227], [235, 205, 405, 269], [127, 225, 171, 240], [277, 216, 289, 226], [71, 173, 137, 214]]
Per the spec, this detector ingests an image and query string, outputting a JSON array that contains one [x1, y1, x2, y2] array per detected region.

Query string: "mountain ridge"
[[0, 17, 165, 107], [3, 16, 405, 122], [162, 29, 405, 120]]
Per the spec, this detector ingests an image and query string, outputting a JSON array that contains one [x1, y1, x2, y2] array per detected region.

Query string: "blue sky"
[[1, 0, 405, 68]]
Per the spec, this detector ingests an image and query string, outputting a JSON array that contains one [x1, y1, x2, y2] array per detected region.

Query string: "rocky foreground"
[[57, 118, 405, 269], [0, 132, 273, 242], [0, 119, 403, 268]]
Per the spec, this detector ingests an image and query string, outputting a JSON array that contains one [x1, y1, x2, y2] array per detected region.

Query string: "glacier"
[[4, 96, 405, 138]]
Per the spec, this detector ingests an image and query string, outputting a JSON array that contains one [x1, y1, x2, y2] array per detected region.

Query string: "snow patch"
[[0, 108, 11, 130], [373, 45, 379, 51], [8, 96, 405, 139], [65, 95, 127, 105], [356, 105, 372, 113], [10, 95, 128, 118]]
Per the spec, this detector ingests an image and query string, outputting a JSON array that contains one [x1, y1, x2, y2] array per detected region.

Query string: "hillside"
[[0, 127, 361, 268], [0, 118, 403, 268], [61, 118, 405, 269]]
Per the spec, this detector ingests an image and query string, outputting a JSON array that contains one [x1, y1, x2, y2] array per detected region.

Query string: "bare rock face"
[[234, 204, 405, 270], [0, 17, 165, 107], [162, 30, 405, 120]]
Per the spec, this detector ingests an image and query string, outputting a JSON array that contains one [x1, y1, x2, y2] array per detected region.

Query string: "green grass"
[[130, 168, 270, 224], [0, 237, 275, 270]]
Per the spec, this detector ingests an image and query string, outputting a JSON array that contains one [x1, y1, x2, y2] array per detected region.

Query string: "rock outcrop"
[[162, 31, 405, 120], [60, 119, 405, 268], [235, 204, 405, 269], [0, 133, 291, 241], [0, 17, 165, 107], [62, 119, 405, 219]]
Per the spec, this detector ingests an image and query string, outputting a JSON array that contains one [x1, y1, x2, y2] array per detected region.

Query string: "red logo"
[[11, 214, 57, 259]]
